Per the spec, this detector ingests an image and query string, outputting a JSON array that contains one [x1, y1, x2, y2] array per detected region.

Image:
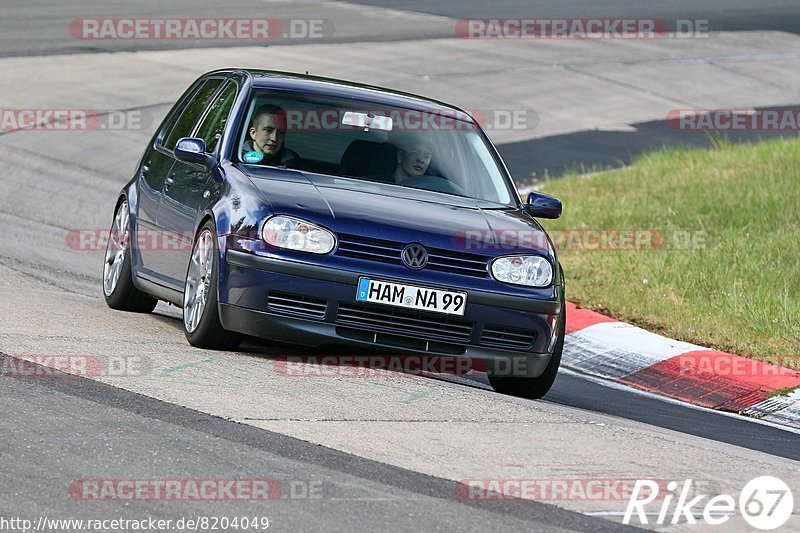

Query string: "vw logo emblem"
[[401, 243, 428, 270]]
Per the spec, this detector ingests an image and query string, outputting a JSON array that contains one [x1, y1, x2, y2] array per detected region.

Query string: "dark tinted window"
[[163, 78, 223, 150], [195, 82, 237, 153], [155, 80, 203, 146]]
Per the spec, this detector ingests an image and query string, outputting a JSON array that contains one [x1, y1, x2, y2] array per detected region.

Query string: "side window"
[[155, 80, 203, 146], [163, 78, 223, 150], [194, 82, 237, 154]]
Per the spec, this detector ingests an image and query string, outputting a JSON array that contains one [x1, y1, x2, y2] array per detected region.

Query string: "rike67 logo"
[[624, 476, 794, 529]]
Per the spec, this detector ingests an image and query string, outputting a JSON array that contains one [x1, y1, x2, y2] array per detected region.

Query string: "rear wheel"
[[102, 200, 158, 313], [488, 307, 565, 400], [183, 221, 241, 350]]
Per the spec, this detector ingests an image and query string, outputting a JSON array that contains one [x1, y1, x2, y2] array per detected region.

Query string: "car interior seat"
[[340, 140, 399, 178]]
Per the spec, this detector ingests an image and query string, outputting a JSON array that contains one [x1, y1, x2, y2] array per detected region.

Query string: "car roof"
[[208, 69, 475, 122]]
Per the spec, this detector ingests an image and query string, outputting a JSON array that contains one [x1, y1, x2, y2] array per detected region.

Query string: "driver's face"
[[249, 113, 286, 157], [398, 144, 432, 177]]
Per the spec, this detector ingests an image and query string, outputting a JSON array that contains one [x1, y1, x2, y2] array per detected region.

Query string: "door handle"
[[140, 164, 149, 177], [165, 174, 175, 190]]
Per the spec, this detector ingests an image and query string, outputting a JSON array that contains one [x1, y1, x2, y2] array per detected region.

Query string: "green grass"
[[538, 137, 800, 363], [766, 385, 800, 399]]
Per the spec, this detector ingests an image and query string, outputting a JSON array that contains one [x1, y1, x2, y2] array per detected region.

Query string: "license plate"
[[355, 277, 467, 316]]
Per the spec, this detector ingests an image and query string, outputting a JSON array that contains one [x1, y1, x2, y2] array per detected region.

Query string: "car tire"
[[102, 200, 158, 313], [488, 305, 565, 400], [182, 220, 241, 350]]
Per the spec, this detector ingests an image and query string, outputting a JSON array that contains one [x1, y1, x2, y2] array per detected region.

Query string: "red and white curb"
[[562, 302, 800, 429]]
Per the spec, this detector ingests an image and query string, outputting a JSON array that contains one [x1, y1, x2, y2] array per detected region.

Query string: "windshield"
[[235, 89, 517, 207]]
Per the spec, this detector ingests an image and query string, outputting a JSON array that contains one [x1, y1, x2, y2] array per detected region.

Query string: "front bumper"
[[221, 249, 563, 378]]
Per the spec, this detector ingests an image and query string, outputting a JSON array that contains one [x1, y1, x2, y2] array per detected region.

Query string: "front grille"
[[336, 234, 402, 263], [336, 327, 466, 355], [267, 292, 327, 319], [480, 324, 537, 349], [336, 234, 488, 278], [336, 303, 473, 344]]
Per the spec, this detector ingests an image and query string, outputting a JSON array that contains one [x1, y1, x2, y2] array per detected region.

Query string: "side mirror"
[[525, 192, 562, 219], [174, 137, 214, 167]]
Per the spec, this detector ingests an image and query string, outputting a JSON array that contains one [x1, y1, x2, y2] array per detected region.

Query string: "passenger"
[[392, 140, 434, 184], [242, 104, 298, 166]]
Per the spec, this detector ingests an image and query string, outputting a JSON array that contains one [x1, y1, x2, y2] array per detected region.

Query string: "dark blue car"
[[102, 69, 565, 398]]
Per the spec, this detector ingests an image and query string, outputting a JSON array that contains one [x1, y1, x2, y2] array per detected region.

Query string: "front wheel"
[[102, 200, 158, 313], [488, 307, 565, 400], [183, 221, 241, 350]]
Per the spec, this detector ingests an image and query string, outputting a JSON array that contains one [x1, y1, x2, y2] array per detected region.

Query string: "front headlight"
[[491, 255, 553, 287], [261, 216, 336, 254]]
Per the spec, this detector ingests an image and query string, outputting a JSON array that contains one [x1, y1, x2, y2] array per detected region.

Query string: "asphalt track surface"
[[1, 1, 799, 531], [2, 362, 621, 532]]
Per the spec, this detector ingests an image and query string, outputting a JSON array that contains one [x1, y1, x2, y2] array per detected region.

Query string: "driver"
[[242, 104, 298, 166]]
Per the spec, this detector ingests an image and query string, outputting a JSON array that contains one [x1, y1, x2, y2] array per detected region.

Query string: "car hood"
[[241, 166, 553, 258]]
